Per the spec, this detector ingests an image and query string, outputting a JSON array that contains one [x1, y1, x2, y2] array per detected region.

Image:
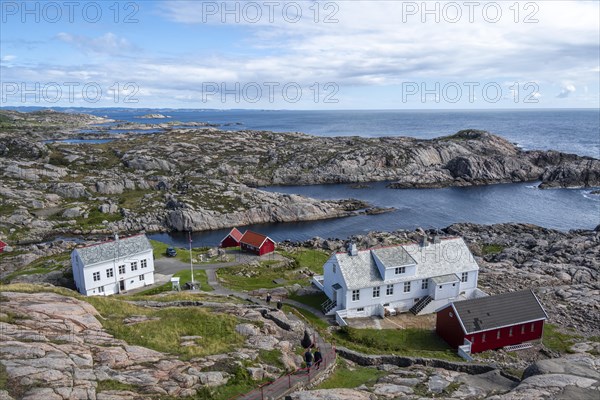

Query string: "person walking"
[[276, 299, 283, 310], [304, 348, 314, 369], [266, 292, 271, 304], [313, 348, 323, 370]]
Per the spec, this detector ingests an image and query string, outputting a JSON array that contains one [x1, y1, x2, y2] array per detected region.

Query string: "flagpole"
[[189, 231, 194, 286]]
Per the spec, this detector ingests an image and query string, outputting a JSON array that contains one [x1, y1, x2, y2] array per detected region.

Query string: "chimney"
[[421, 235, 429, 247], [348, 242, 358, 256], [114, 233, 119, 241], [433, 235, 441, 245]]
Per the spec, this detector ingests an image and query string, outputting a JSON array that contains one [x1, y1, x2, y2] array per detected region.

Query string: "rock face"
[[0, 291, 308, 400]]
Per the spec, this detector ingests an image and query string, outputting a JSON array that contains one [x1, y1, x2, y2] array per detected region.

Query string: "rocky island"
[[0, 109, 598, 244]]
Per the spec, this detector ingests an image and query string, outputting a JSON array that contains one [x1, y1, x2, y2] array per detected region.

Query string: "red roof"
[[227, 227, 244, 242], [240, 231, 273, 248]]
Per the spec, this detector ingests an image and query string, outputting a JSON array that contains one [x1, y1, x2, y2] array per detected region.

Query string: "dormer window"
[[332, 263, 336, 273], [394, 267, 405, 275]]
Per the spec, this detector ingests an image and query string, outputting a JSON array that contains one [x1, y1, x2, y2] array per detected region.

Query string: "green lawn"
[[217, 261, 305, 291], [317, 359, 386, 389], [150, 239, 231, 264], [481, 244, 504, 255], [283, 305, 330, 331], [85, 296, 244, 359], [137, 269, 212, 295], [288, 292, 329, 310], [334, 326, 462, 361], [278, 248, 329, 274]]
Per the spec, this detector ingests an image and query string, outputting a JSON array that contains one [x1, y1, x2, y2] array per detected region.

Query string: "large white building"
[[71, 234, 155, 296], [312, 236, 484, 325]]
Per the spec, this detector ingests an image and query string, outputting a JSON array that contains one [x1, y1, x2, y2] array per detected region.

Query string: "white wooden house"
[[312, 236, 485, 325], [71, 234, 155, 296]]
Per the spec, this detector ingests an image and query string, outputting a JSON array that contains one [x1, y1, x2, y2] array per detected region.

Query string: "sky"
[[1, 0, 599, 109]]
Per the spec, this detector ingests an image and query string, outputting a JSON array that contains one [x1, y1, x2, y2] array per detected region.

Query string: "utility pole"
[[189, 231, 195, 287]]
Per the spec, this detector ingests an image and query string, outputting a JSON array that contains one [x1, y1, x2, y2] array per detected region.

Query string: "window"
[[461, 272, 468, 283], [482, 333, 486, 342], [421, 279, 428, 290], [395, 266, 405, 275], [509, 327, 513, 337], [93, 272, 100, 282], [106, 268, 114, 278], [118, 265, 125, 274], [98, 286, 104, 293], [452, 283, 456, 287], [403, 281, 411, 293], [357, 307, 364, 312], [372, 286, 380, 298], [352, 290, 360, 301], [497, 330, 501, 339], [141, 259, 147, 268], [131, 262, 138, 272], [530, 323, 535, 332], [521, 325, 525, 335], [386, 284, 394, 296], [139, 274, 145, 281], [332, 264, 336, 273]]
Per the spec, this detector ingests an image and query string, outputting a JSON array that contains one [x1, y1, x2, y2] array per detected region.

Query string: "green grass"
[[543, 323, 583, 353], [0, 359, 8, 391], [333, 326, 462, 361], [218, 260, 311, 291], [85, 297, 244, 359], [317, 359, 385, 389], [137, 269, 213, 295], [3, 252, 71, 282], [278, 248, 329, 274], [150, 239, 229, 264], [258, 349, 285, 370], [288, 292, 329, 310], [97, 379, 138, 392], [284, 305, 329, 331], [482, 244, 504, 255]]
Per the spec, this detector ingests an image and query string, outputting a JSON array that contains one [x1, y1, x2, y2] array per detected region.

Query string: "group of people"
[[304, 347, 323, 370], [265, 293, 283, 310]]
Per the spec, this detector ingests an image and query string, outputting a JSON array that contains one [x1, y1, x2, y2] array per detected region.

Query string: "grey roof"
[[452, 289, 548, 334], [334, 238, 478, 290], [74, 234, 152, 266], [372, 246, 416, 267], [431, 274, 459, 284]]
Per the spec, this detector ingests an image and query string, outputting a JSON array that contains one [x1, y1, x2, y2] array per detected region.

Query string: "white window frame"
[[461, 272, 468, 283], [372, 286, 380, 298], [98, 286, 104, 293], [352, 289, 360, 301], [139, 274, 145, 281], [386, 284, 394, 296], [106, 268, 114, 278], [118, 265, 126, 274], [403, 281, 411, 293], [141, 259, 147, 268], [421, 279, 428, 290], [93, 271, 101, 281], [394, 266, 405, 275], [131, 261, 138, 272]]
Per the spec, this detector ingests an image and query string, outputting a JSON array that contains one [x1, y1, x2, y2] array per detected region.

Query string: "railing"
[[230, 338, 336, 400], [321, 298, 337, 314], [311, 275, 325, 291], [409, 295, 432, 315], [335, 310, 348, 327]]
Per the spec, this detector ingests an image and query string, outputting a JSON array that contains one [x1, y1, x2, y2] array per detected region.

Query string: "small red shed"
[[239, 231, 275, 256], [220, 227, 244, 248], [0, 240, 6, 253], [436, 289, 548, 354]]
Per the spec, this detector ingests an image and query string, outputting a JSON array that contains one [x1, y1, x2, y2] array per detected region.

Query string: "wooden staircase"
[[409, 296, 433, 315]]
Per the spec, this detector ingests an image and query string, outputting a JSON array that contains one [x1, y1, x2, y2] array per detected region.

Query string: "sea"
[[12, 107, 600, 245]]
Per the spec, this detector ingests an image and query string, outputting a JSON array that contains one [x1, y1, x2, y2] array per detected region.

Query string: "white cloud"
[[56, 32, 135, 56], [557, 83, 576, 98], [1, 55, 16, 62]]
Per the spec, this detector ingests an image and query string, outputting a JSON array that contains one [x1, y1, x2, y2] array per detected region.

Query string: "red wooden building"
[[239, 231, 275, 256], [436, 289, 548, 354], [0, 240, 7, 253], [220, 227, 244, 248]]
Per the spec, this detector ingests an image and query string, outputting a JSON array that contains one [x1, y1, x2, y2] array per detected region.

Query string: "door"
[[119, 280, 125, 291]]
